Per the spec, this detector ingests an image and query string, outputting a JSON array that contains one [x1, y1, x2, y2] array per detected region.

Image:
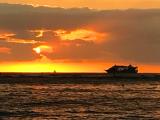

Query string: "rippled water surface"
[[0, 80, 160, 119]]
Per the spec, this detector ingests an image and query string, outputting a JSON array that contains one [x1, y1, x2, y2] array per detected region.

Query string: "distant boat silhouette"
[[53, 70, 57, 73], [105, 65, 138, 74]]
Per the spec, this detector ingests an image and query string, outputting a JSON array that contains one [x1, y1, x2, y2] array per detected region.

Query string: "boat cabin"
[[106, 65, 138, 74]]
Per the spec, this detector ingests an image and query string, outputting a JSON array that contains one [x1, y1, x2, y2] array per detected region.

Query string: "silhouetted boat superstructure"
[[106, 65, 138, 74]]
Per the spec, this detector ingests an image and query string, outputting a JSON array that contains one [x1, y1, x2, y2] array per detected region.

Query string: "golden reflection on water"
[[0, 82, 160, 119]]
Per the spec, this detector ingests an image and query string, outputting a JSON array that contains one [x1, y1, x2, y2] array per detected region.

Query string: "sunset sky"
[[0, 1, 160, 72]]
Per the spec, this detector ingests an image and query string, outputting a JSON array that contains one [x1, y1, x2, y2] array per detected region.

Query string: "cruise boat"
[[106, 65, 138, 74]]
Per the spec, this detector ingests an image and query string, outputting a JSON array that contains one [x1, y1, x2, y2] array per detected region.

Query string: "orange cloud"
[[6, 39, 44, 44], [54, 29, 107, 42], [0, 33, 15, 39], [0, 33, 45, 44], [30, 29, 51, 38], [0, 47, 11, 54], [2, 0, 160, 9]]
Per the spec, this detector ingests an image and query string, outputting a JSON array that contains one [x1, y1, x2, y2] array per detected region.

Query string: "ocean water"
[[0, 75, 160, 119]]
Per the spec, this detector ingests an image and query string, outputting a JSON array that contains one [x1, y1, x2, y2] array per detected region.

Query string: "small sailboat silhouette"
[[53, 70, 56, 73]]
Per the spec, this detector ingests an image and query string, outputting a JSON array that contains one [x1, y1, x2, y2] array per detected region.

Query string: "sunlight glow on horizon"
[[0, 62, 110, 73], [0, 61, 160, 73]]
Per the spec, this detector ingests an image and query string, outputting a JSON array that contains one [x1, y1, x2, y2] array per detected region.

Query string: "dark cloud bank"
[[0, 3, 160, 64]]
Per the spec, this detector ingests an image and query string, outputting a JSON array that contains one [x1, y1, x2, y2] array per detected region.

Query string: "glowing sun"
[[33, 45, 53, 54], [33, 47, 41, 54]]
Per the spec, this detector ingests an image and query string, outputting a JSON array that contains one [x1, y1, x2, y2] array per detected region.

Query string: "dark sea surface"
[[0, 73, 160, 120]]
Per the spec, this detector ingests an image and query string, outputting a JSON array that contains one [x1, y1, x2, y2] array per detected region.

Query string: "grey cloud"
[[0, 3, 160, 64]]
